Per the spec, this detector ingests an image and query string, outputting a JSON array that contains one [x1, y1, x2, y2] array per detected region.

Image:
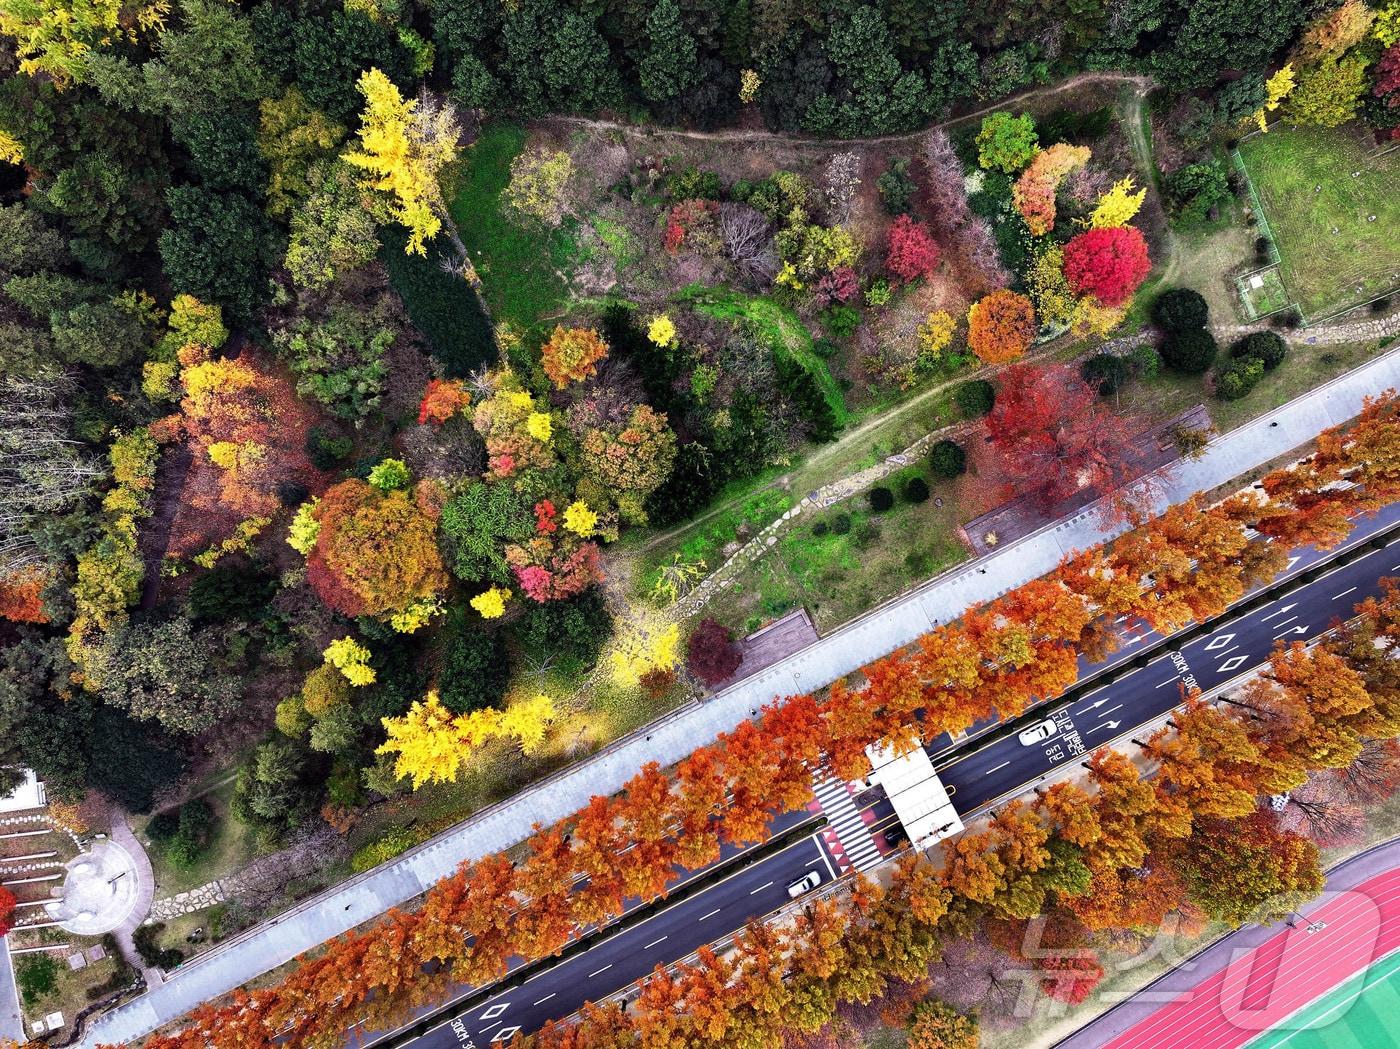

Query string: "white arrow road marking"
[[1091, 719, 1122, 733], [1287, 557, 1300, 569], [985, 761, 1011, 775], [1260, 603, 1298, 622], [1274, 624, 1310, 639]]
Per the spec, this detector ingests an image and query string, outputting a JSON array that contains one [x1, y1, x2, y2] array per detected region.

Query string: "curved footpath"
[[1057, 839, 1400, 1049], [82, 343, 1400, 1048]]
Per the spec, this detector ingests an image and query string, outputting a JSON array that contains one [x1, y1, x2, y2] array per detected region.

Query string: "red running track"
[[1105, 868, 1400, 1049]]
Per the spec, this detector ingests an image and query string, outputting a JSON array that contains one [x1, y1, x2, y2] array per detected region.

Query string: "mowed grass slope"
[[1239, 125, 1400, 317]]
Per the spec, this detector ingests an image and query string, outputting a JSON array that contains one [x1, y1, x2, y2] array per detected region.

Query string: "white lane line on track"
[[1111, 880, 1400, 1049]]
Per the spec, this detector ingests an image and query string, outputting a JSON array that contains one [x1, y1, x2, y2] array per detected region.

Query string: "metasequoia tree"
[[1012, 143, 1091, 235]]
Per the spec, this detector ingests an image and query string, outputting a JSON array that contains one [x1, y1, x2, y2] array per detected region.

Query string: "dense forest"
[[0, 0, 1396, 888]]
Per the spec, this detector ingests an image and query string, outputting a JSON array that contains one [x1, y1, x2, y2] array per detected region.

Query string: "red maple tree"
[[980, 363, 1142, 509], [885, 215, 941, 283], [1063, 226, 1152, 307]]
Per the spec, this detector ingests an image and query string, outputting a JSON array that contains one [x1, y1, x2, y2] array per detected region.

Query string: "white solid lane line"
[[699, 908, 722, 921], [644, 936, 667, 949], [587, 964, 612, 979]]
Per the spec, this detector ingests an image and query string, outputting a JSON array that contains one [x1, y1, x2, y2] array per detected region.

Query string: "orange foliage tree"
[[966, 289, 1036, 364], [1012, 143, 1091, 235], [305, 478, 448, 618], [0, 565, 47, 623], [540, 326, 609, 389], [140, 393, 1400, 1049]]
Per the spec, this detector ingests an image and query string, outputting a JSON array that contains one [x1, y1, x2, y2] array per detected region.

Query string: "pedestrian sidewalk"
[[81, 344, 1400, 1048]]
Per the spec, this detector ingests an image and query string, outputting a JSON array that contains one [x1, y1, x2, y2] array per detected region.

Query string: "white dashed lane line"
[[587, 964, 612, 979], [644, 936, 667, 949]]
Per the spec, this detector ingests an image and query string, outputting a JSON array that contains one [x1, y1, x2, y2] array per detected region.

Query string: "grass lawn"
[[1121, 337, 1390, 436], [703, 475, 968, 633], [136, 778, 261, 898], [447, 124, 576, 333], [1238, 125, 1400, 319], [1239, 266, 1292, 319]]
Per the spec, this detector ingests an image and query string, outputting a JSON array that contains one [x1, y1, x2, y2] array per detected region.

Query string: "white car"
[[787, 871, 821, 899], [1018, 719, 1059, 746]]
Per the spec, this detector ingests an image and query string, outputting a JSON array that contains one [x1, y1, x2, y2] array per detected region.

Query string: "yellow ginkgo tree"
[[0, 0, 168, 86], [377, 691, 557, 788], [343, 68, 461, 255]]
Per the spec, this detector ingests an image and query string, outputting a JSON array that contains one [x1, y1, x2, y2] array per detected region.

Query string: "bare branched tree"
[[719, 203, 777, 285], [823, 152, 862, 225], [0, 372, 104, 572]]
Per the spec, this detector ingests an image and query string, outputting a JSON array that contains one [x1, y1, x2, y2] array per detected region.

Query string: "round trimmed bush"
[[1230, 330, 1287, 371], [1161, 327, 1218, 374], [868, 486, 895, 512], [929, 439, 967, 479], [831, 513, 852, 535], [1080, 353, 1131, 396], [903, 477, 930, 504], [812, 520, 829, 537], [1215, 357, 1264, 400], [1152, 288, 1209, 333], [955, 379, 996, 418]]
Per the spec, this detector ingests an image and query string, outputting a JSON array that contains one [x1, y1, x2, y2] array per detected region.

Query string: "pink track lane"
[[1104, 868, 1400, 1049]]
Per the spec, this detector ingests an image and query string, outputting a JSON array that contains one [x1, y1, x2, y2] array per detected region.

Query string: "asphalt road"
[[939, 502, 1400, 813], [394, 501, 1400, 1048], [396, 834, 833, 1049]]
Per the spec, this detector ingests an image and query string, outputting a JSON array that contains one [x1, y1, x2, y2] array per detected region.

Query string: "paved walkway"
[[80, 343, 1400, 1048], [1056, 837, 1400, 1049], [107, 815, 159, 988]]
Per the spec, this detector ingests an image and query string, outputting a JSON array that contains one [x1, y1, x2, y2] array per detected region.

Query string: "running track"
[[1104, 868, 1400, 1049]]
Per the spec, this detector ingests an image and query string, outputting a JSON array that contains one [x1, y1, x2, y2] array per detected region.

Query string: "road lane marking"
[[749, 881, 774, 894], [806, 856, 823, 866], [1260, 602, 1298, 622], [1156, 675, 1182, 688], [1096, 703, 1122, 717], [1090, 718, 1122, 733], [533, 993, 556, 1006], [587, 964, 612, 978], [699, 908, 722, 921], [1333, 586, 1358, 600], [1271, 614, 1298, 630], [479, 1004, 509, 1021], [492, 1027, 521, 1044], [985, 761, 1011, 775], [644, 936, 667, 949], [1274, 623, 1310, 639]]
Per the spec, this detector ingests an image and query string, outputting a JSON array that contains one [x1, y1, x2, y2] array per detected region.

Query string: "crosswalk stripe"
[[811, 775, 883, 874]]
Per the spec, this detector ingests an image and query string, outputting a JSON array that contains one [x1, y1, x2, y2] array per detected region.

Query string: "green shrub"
[[877, 159, 915, 215], [854, 520, 882, 547], [439, 609, 510, 715], [351, 825, 423, 873], [1230, 330, 1287, 371], [1215, 357, 1265, 400], [133, 924, 184, 970], [16, 955, 59, 1002], [305, 425, 353, 470], [513, 588, 612, 670], [820, 305, 861, 340], [868, 486, 895, 512], [831, 513, 852, 535], [666, 167, 723, 201], [1153, 288, 1209, 332], [929, 439, 967, 478], [1164, 162, 1230, 224], [378, 227, 496, 377], [955, 379, 996, 418], [812, 520, 829, 537], [1161, 327, 1219, 374], [1129, 344, 1161, 379], [903, 477, 930, 503], [1081, 353, 1131, 396], [146, 809, 180, 843], [188, 562, 277, 623]]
